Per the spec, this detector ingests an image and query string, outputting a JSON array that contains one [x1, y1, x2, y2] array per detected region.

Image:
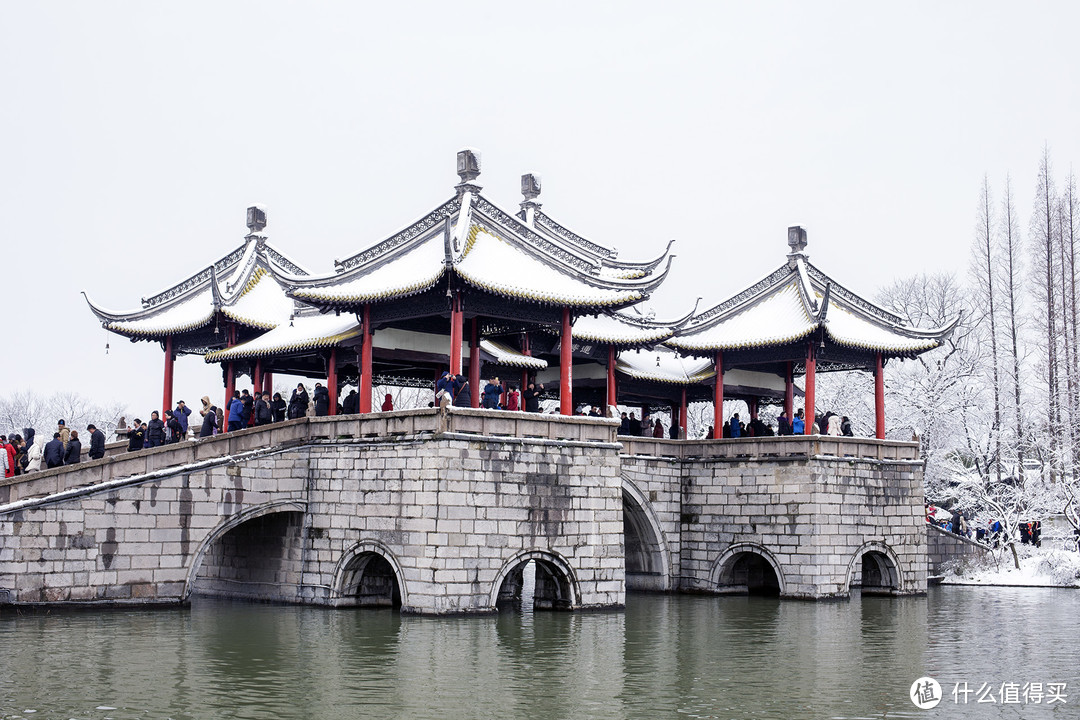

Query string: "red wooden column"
[[520, 332, 531, 398], [253, 359, 263, 398], [560, 307, 573, 415], [263, 372, 273, 396], [469, 318, 480, 408], [328, 348, 338, 415], [713, 351, 724, 439], [874, 351, 885, 439], [222, 322, 236, 432], [359, 304, 373, 414], [162, 334, 175, 415], [804, 342, 817, 435], [606, 344, 617, 413], [449, 293, 463, 376], [679, 387, 688, 439], [784, 361, 794, 420]]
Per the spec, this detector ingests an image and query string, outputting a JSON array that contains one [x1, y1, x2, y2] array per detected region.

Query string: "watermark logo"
[[910, 677, 942, 709]]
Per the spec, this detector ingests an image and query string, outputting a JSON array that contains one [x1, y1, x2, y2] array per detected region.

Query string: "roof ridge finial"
[[786, 225, 808, 268], [520, 172, 542, 226], [455, 148, 482, 199], [247, 204, 268, 235]]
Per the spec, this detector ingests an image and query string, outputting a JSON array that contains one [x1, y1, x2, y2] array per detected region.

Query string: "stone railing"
[[0, 408, 619, 506], [619, 434, 920, 462]]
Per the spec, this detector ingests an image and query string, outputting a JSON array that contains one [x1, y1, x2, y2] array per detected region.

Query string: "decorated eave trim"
[[805, 262, 903, 325], [602, 239, 676, 274], [333, 197, 461, 272], [82, 290, 218, 337], [289, 267, 446, 306], [615, 362, 716, 386], [204, 325, 363, 363], [667, 324, 818, 353], [479, 339, 548, 370], [139, 245, 246, 309], [530, 210, 617, 260], [471, 196, 602, 274], [686, 264, 796, 329]]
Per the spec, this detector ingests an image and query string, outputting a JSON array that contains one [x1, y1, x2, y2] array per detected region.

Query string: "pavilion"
[[84, 150, 955, 438]]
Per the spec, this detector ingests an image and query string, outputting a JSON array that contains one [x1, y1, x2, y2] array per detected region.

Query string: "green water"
[[1, 587, 1077, 719]]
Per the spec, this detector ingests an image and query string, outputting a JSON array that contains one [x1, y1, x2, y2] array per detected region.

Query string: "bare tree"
[[1030, 146, 1061, 479], [998, 175, 1028, 482], [970, 176, 1003, 481]]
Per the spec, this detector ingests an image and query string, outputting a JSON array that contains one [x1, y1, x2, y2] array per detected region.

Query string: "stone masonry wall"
[[679, 455, 926, 598], [0, 426, 625, 613], [926, 524, 989, 575]]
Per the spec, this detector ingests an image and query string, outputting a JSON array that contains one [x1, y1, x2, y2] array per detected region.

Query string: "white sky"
[[3, 2, 1080, 421]]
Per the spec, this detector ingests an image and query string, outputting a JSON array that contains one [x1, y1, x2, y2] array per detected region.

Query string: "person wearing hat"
[[57, 419, 70, 450]]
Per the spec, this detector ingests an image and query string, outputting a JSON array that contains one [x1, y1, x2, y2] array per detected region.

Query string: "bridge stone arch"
[[183, 500, 308, 602], [845, 541, 904, 596], [330, 539, 410, 610], [621, 475, 671, 591], [711, 542, 786, 596], [489, 549, 581, 611]]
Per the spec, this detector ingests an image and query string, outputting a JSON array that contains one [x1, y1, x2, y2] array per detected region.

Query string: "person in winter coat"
[[87, 424, 106, 460], [792, 409, 806, 435], [2, 436, 14, 478], [313, 383, 330, 416], [523, 381, 542, 413], [452, 375, 472, 408], [730, 413, 742, 438], [343, 390, 359, 415], [200, 407, 218, 437], [653, 419, 665, 438], [435, 372, 454, 406], [240, 390, 254, 429], [25, 428, 45, 472], [165, 411, 183, 444], [147, 411, 166, 447], [381, 393, 394, 412], [57, 419, 70, 449], [44, 433, 65, 468], [840, 416, 853, 437], [627, 412, 641, 436], [777, 413, 791, 436], [289, 384, 309, 419], [253, 392, 271, 426], [174, 401, 192, 439], [227, 392, 245, 431], [64, 430, 82, 464], [482, 377, 501, 409], [826, 413, 842, 436], [201, 395, 212, 417], [127, 419, 145, 451], [505, 385, 520, 411], [271, 392, 287, 422]]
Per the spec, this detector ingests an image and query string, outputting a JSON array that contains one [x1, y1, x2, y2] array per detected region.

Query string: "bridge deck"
[[1, 408, 918, 510]]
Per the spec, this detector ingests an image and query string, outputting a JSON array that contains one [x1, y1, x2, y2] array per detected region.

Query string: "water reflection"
[[1, 587, 1077, 719]]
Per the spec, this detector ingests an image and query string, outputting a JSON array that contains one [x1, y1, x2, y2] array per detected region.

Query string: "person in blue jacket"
[[792, 409, 806, 434], [227, 391, 245, 432]]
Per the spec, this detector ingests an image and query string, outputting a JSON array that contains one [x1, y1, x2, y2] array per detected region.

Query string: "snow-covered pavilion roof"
[[84, 228, 308, 340], [617, 348, 715, 385], [571, 303, 697, 348], [669, 233, 956, 358], [287, 174, 673, 311], [204, 313, 361, 362], [479, 339, 548, 370]]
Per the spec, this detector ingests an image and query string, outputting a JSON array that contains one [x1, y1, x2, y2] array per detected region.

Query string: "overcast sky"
[[3, 2, 1080, 422]]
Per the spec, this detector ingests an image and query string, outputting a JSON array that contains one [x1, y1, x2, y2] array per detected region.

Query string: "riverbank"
[[939, 543, 1080, 587]]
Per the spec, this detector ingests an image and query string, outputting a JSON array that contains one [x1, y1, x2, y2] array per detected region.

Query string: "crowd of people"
[[2, 374, 869, 477], [925, 504, 1057, 551], [1, 419, 109, 475]]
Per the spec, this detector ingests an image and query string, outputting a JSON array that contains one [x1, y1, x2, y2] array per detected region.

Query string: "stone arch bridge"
[[0, 409, 926, 613]]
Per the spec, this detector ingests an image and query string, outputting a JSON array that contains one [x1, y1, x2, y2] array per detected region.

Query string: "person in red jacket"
[[2, 435, 15, 478], [381, 393, 394, 412]]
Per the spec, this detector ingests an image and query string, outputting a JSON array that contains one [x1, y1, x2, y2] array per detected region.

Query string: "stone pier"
[[1, 410, 927, 612]]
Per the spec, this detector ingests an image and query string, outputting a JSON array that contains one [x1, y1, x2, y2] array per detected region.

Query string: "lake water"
[[1, 587, 1077, 719]]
